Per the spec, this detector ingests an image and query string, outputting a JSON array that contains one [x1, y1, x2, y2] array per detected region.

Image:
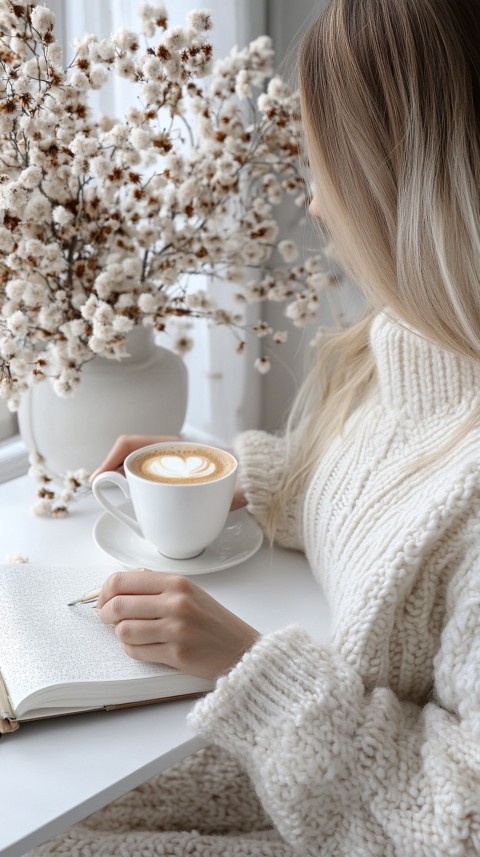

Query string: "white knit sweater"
[[189, 312, 480, 857]]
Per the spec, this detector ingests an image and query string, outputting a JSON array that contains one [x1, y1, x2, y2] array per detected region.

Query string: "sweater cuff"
[[187, 626, 364, 758], [233, 430, 302, 550]]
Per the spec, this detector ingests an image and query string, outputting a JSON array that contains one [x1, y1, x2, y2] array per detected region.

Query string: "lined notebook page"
[[0, 564, 177, 712]]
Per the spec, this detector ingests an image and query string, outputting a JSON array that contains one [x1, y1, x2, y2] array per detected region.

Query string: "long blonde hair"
[[267, 0, 480, 539]]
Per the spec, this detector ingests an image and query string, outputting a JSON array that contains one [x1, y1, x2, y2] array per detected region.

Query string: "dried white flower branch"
[[0, 1, 341, 514]]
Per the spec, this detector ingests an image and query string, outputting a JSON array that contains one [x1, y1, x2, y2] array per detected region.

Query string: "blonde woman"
[[33, 0, 480, 855]]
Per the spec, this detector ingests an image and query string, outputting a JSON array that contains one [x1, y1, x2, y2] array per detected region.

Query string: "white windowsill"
[[0, 435, 29, 484]]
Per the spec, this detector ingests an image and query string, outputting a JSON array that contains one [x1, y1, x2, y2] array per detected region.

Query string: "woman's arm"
[[233, 429, 305, 551], [187, 551, 480, 857]]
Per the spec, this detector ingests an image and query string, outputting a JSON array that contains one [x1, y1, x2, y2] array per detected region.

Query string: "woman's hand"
[[96, 569, 260, 681], [90, 434, 181, 480]]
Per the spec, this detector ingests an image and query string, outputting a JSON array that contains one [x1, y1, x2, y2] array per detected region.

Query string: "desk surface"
[[0, 475, 330, 857]]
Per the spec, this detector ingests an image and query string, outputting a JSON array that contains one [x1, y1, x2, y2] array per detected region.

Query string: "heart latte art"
[[129, 445, 235, 484], [146, 454, 216, 480]]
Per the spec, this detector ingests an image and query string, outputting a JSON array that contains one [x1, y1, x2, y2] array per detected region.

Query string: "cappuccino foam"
[[130, 445, 235, 485]]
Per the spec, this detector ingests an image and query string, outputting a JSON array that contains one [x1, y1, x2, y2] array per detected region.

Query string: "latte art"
[[129, 444, 235, 485], [144, 455, 217, 481]]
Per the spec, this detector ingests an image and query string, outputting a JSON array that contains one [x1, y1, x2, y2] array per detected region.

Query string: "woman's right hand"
[[89, 434, 180, 481]]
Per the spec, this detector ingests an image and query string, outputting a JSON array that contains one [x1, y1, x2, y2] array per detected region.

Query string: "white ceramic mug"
[[91, 441, 238, 560]]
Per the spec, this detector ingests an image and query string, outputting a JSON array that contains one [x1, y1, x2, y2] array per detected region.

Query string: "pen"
[[67, 587, 101, 606]]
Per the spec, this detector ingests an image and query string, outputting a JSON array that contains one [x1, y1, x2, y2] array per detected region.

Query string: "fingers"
[[96, 568, 164, 609], [120, 642, 172, 665], [90, 434, 181, 481], [90, 435, 136, 481], [231, 487, 247, 511], [114, 618, 168, 647], [96, 568, 193, 610], [98, 593, 164, 624]]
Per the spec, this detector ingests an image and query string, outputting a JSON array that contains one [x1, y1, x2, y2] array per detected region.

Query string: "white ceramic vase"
[[18, 327, 188, 480]]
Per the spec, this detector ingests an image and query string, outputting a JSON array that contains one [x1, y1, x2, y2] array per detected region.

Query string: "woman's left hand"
[[96, 569, 260, 681]]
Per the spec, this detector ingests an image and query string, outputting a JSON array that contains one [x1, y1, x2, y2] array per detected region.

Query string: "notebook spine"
[[0, 667, 19, 733]]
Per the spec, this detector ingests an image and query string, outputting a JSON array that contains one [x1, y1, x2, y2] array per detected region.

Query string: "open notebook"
[[0, 564, 212, 733]]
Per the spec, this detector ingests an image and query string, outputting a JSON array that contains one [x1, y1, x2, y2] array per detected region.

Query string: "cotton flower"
[[24, 192, 51, 222], [0, 182, 27, 214], [185, 289, 213, 310], [52, 371, 80, 397], [89, 156, 110, 180], [5, 552, 29, 563], [138, 293, 160, 313], [142, 55, 163, 79], [254, 356, 271, 374], [80, 295, 99, 321], [173, 333, 194, 354], [253, 321, 273, 338], [278, 240, 299, 263], [141, 81, 162, 103], [89, 65, 109, 89], [115, 56, 136, 79], [186, 9, 212, 32], [23, 282, 48, 306], [163, 56, 183, 83], [68, 69, 90, 91], [94, 272, 115, 299], [95, 39, 116, 63], [139, 2, 167, 21], [7, 310, 28, 337], [267, 76, 290, 100], [70, 134, 98, 158], [51, 505, 69, 518], [88, 335, 107, 354], [0, 228, 14, 253], [235, 69, 253, 98], [18, 165, 42, 189], [130, 127, 151, 149], [52, 205, 74, 227], [101, 123, 129, 147], [141, 20, 156, 38], [111, 29, 139, 52], [113, 315, 135, 333], [123, 258, 143, 278], [30, 5, 55, 36], [307, 271, 330, 291], [165, 26, 189, 51], [32, 498, 53, 517], [46, 42, 63, 66], [285, 297, 318, 327]]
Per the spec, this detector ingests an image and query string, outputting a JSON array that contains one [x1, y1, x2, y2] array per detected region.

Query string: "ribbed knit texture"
[[234, 430, 304, 551], [30, 313, 480, 857], [190, 313, 480, 856]]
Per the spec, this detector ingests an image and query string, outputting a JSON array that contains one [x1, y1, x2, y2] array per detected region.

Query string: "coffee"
[[129, 444, 235, 485], [93, 441, 238, 559]]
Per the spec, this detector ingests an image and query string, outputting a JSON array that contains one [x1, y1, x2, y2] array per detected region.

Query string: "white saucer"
[[92, 503, 263, 575]]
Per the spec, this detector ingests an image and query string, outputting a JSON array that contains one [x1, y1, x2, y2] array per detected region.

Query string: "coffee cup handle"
[[91, 471, 143, 538]]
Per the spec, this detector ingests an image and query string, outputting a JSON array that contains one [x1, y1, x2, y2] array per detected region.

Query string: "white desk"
[[0, 475, 330, 857]]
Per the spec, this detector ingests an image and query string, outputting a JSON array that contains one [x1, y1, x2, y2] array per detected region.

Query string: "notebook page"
[[0, 565, 178, 713]]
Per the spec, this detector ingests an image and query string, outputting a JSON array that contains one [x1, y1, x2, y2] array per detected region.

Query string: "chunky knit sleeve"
[[189, 550, 480, 856], [233, 429, 304, 551]]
